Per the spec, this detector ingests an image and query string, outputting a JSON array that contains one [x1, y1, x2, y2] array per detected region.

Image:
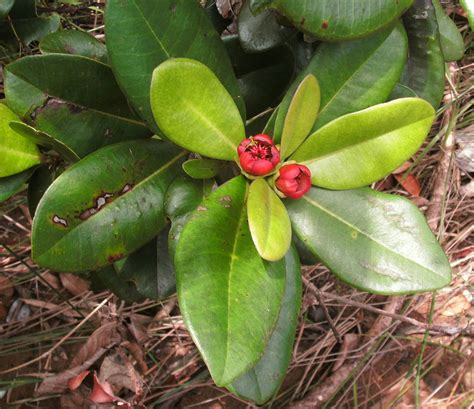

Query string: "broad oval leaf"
[[151, 58, 245, 161], [292, 98, 435, 190], [40, 30, 108, 63], [105, 0, 245, 131], [287, 187, 452, 294], [280, 74, 320, 159], [228, 245, 302, 404], [432, 0, 464, 61], [182, 159, 223, 180], [274, 23, 408, 141], [175, 176, 286, 386], [238, 0, 295, 53], [251, 0, 413, 40], [0, 0, 15, 19], [247, 179, 292, 261], [4, 54, 151, 158], [394, 0, 445, 108], [32, 140, 186, 272], [0, 104, 41, 177], [28, 165, 57, 217], [224, 35, 295, 118], [0, 167, 36, 203]]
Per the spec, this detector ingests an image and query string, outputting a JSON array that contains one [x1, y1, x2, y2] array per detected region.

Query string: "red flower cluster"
[[237, 134, 280, 176], [275, 164, 312, 199]]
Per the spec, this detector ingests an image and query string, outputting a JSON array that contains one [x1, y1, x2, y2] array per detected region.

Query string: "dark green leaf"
[[225, 35, 295, 118], [432, 0, 464, 61], [0, 167, 35, 203], [32, 140, 186, 272], [287, 187, 452, 294], [115, 228, 176, 300], [175, 176, 286, 385], [28, 165, 57, 217], [94, 266, 144, 303], [394, 0, 445, 108], [0, 0, 15, 19], [105, 0, 245, 131], [10, 121, 80, 163], [5, 54, 151, 158], [229, 245, 302, 404], [274, 24, 408, 141], [151, 58, 245, 161], [250, 0, 413, 40], [238, 0, 295, 53], [40, 30, 108, 63], [292, 98, 435, 190]]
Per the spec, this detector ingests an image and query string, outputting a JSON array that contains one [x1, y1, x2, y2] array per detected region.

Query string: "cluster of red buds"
[[237, 134, 311, 199]]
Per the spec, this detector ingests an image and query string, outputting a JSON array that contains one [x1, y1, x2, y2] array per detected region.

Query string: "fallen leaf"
[[99, 353, 136, 393], [0, 275, 14, 299], [60, 386, 92, 409], [21, 299, 82, 318], [68, 370, 90, 391], [60, 273, 90, 296], [394, 173, 422, 197], [39, 271, 61, 289], [91, 373, 117, 404], [441, 294, 471, 317]]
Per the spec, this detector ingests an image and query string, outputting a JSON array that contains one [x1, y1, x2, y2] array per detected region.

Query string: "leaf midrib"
[[223, 182, 249, 381], [296, 114, 430, 165], [35, 150, 186, 259], [301, 194, 446, 281]]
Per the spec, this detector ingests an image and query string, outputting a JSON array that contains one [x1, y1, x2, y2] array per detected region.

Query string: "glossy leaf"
[[0, 104, 41, 177], [0, 0, 15, 19], [28, 165, 57, 217], [40, 30, 108, 63], [0, 167, 35, 203], [274, 24, 408, 141], [224, 35, 295, 118], [32, 140, 186, 272], [287, 187, 452, 294], [115, 229, 176, 301], [460, 0, 474, 29], [395, 0, 445, 108], [151, 58, 245, 161], [250, 0, 413, 40], [105, 0, 244, 131], [229, 245, 302, 404], [238, 0, 295, 53], [247, 179, 292, 261], [280, 74, 320, 159], [5, 54, 151, 158], [433, 0, 464, 61], [94, 266, 144, 303], [175, 176, 286, 386], [182, 159, 223, 180], [10, 121, 80, 163], [292, 98, 435, 190], [165, 176, 213, 261]]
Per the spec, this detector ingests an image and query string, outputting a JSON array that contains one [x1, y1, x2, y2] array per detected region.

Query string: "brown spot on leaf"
[[108, 254, 123, 263], [300, 17, 306, 25], [52, 215, 68, 227], [79, 192, 115, 220], [119, 183, 134, 195], [321, 20, 329, 29]]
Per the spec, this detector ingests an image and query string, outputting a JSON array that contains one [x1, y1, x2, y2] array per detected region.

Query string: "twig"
[[426, 62, 459, 233], [304, 278, 473, 336], [311, 285, 343, 343], [289, 296, 405, 408]]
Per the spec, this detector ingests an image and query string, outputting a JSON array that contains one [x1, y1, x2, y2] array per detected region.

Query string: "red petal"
[[253, 134, 273, 145], [279, 164, 301, 179], [251, 160, 274, 176]]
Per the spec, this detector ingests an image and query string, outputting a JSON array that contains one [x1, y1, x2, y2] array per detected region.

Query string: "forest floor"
[[0, 1, 473, 408]]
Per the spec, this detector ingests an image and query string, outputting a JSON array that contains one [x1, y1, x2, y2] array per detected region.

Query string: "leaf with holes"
[[287, 187, 451, 294], [32, 140, 186, 272], [5, 54, 151, 158], [291, 98, 435, 190], [175, 176, 286, 386]]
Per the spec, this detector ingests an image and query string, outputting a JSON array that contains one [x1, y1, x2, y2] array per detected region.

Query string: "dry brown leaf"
[[0, 275, 14, 299], [99, 354, 136, 393], [440, 294, 471, 317], [71, 322, 122, 368], [21, 299, 82, 318], [60, 386, 92, 409], [394, 173, 422, 197], [60, 273, 90, 296], [39, 271, 61, 289], [68, 370, 90, 391], [216, 0, 242, 18]]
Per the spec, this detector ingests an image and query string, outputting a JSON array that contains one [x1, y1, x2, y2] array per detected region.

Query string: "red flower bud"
[[275, 164, 312, 199], [238, 134, 280, 176]]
